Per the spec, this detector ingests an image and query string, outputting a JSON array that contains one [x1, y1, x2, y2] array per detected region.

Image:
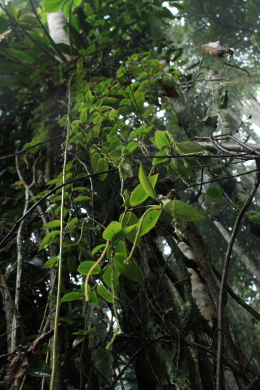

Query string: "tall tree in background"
[[0, 1, 260, 389]]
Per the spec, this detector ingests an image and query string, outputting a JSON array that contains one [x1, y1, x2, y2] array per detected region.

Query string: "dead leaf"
[[202, 41, 234, 57]]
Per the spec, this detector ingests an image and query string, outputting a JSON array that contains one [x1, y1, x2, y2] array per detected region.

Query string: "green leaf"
[[72, 336, 85, 348], [236, 201, 244, 209], [42, 220, 61, 229], [177, 140, 203, 154], [26, 360, 52, 377], [91, 152, 101, 171], [171, 158, 191, 179], [61, 292, 83, 303], [103, 264, 120, 290], [103, 221, 122, 241], [109, 109, 118, 120], [114, 253, 143, 282], [97, 284, 114, 303], [230, 210, 240, 218], [155, 131, 171, 149], [119, 98, 132, 106], [78, 261, 102, 275], [115, 240, 128, 256], [88, 291, 100, 305], [164, 200, 204, 221], [123, 224, 140, 245], [249, 215, 260, 223], [143, 105, 155, 118], [8, 49, 38, 64], [92, 244, 106, 256], [139, 207, 162, 236], [67, 217, 78, 227], [44, 0, 67, 12], [74, 196, 91, 202], [211, 167, 222, 176], [85, 44, 96, 54], [138, 165, 156, 199], [0, 62, 30, 75], [39, 231, 60, 251], [130, 174, 158, 206], [0, 17, 8, 33], [206, 186, 223, 199], [120, 212, 139, 228], [42, 257, 58, 269], [97, 158, 109, 181], [152, 150, 169, 166]]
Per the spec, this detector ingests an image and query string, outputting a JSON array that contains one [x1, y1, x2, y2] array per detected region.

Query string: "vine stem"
[[49, 78, 72, 390], [85, 240, 110, 301], [216, 159, 260, 390]]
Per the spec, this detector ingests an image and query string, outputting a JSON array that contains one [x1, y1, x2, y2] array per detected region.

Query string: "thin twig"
[[216, 159, 260, 390], [0, 135, 64, 160]]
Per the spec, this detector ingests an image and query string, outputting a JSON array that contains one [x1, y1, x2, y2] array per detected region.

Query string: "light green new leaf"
[[139, 165, 156, 199], [164, 200, 204, 221]]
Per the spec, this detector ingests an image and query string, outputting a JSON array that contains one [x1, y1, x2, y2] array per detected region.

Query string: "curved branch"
[[216, 159, 260, 390]]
